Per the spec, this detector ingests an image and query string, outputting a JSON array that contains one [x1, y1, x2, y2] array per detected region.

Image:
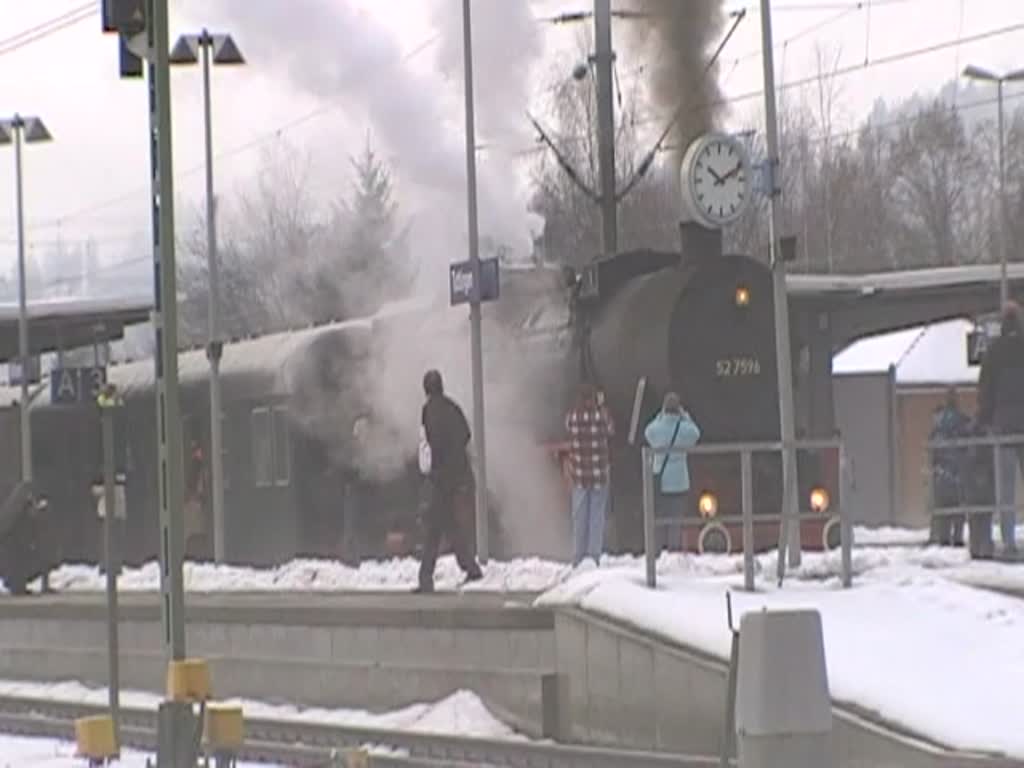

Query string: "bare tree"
[[529, 32, 679, 266], [178, 139, 327, 343], [891, 101, 984, 267]]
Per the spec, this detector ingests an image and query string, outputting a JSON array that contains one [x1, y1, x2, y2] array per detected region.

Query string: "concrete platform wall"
[[0, 598, 557, 675], [0, 644, 554, 736], [553, 608, 1016, 768], [0, 596, 562, 738]]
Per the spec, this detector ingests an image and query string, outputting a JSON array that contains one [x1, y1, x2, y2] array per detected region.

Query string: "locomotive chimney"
[[679, 220, 723, 260]]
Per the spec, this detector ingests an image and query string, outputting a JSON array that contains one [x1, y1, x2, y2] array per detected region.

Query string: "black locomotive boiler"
[[546, 245, 841, 554]]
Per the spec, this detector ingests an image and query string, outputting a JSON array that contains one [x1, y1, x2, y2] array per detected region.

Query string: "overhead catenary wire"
[[23, 7, 1024, 233], [40, 33, 441, 229], [0, 3, 96, 59], [634, 18, 1024, 130]]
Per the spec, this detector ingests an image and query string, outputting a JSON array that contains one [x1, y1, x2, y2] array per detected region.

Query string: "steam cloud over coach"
[[0, 245, 840, 576]]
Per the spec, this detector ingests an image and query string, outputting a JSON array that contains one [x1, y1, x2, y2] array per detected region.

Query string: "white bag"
[[418, 425, 432, 475]]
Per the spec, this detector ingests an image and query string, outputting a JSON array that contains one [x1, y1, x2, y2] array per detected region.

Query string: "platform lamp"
[[170, 30, 244, 564], [0, 114, 52, 489], [962, 64, 1024, 307]]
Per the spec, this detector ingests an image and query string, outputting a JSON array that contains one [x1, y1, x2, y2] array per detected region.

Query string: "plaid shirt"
[[565, 403, 614, 487]]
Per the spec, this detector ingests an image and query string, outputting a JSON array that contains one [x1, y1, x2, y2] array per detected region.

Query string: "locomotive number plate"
[[715, 357, 762, 377]]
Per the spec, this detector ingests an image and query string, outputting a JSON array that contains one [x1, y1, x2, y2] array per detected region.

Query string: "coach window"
[[272, 406, 291, 486], [251, 407, 273, 487]]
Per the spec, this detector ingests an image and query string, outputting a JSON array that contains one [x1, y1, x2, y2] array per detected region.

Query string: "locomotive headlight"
[[735, 286, 751, 307], [810, 487, 830, 514], [698, 492, 719, 519]]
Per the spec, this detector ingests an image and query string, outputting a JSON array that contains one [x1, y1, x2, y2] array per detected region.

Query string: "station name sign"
[[449, 257, 500, 306], [50, 366, 108, 405]]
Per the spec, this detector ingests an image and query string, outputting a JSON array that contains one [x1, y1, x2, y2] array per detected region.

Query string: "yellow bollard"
[[75, 714, 118, 761], [166, 657, 212, 702], [204, 702, 244, 750]]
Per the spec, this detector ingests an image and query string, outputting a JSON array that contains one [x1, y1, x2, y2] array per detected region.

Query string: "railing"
[[925, 433, 1024, 538], [640, 438, 853, 591]]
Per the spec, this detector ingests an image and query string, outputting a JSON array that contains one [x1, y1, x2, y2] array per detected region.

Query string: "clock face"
[[688, 136, 750, 227]]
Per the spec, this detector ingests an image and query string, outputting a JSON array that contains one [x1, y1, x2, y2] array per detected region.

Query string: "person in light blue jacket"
[[644, 392, 701, 552]]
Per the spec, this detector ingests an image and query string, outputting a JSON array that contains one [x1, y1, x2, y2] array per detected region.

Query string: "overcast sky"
[[1, 0, 1023, 297]]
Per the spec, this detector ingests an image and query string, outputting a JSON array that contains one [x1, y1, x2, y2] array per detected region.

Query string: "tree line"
[[5, 67, 1021, 345], [531, 57, 1024, 277]]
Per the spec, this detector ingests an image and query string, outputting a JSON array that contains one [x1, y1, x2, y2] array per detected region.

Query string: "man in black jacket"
[[416, 369, 482, 592], [978, 301, 1024, 555]]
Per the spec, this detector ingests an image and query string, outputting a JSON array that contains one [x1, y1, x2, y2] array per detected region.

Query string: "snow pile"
[[15, 523, 1024, 597], [35, 555, 571, 594], [851, 525, 930, 546], [11, 523, 1024, 600], [536, 558, 1024, 759], [0, 679, 521, 741]]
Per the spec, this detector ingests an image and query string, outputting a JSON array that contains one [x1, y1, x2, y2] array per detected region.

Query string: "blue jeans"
[[997, 446, 1023, 552], [571, 484, 608, 565]]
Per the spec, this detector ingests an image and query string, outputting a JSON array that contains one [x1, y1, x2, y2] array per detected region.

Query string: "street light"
[[170, 30, 244, 564], [0, 114, 52, 489], [962, 64, 1024, 306]]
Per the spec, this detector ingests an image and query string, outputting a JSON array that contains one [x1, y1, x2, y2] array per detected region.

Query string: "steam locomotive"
[[0, 240, 841, 582]]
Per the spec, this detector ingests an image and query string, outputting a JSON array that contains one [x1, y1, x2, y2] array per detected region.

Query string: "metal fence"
[[640, 438, 853, 591], [925, 433, 1024, 539]]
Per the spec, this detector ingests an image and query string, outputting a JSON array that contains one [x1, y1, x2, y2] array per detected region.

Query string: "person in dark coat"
[[415, 369, 482, 592], [928, 386, 971, 546], [977, 301, 1024, 555], [964, 417, 996, 559]]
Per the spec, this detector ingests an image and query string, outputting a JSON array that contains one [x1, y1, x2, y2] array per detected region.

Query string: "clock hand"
[[707, 166, 724, 185], [721, 161, 744, 182]]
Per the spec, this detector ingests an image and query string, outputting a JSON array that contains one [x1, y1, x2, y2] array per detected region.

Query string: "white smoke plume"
[[203, 0, 569, 557]]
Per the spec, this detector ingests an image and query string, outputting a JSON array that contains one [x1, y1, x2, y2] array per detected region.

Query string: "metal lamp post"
[[962, 64, 1024, 307], [0, 115, 52, 489], [170, 30, 244, 564], [461, 0, 490, 562]]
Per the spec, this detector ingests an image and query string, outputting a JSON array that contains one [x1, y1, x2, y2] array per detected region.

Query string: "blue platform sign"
[[449, 257, 500, 306], [50, 366, 107, 405]]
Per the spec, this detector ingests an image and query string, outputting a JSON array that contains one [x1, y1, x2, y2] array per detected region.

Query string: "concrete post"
[[735, 609, 834, 768], [758, 0, 801, 575], [101, 395, 121, 747], [593, 0, 617, 258], [461, 0, 489, 563]]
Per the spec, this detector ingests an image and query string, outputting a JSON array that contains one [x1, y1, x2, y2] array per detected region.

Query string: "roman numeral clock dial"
[[680, 132, 753, 230]]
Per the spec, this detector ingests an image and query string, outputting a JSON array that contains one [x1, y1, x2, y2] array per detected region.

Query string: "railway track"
[[0, 694, 719, 767]]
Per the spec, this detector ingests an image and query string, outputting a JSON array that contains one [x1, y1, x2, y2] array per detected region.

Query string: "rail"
[[0, 694, 722, 768], [641, 438, 853, 590], [925, 434, 1024, 550]]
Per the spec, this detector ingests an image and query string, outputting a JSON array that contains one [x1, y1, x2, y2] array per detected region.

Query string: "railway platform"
[[0, 588, 1020, 767]]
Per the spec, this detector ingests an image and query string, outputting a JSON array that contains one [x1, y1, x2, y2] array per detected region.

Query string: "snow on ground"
[[0, 733, 277, 767], [5, 524, 1024, 757], [536, 553, 1024, 759], [15, 523, 1023, 597], [28, 555, 572, 595], [0, 680, 521, 741], [850, 525, 930, 546]]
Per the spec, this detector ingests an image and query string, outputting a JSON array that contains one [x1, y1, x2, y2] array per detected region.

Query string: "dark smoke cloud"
[[625, 0, 727, 158]]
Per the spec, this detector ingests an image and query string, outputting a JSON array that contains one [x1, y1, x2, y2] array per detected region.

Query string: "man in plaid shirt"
[[564, 382, 615, 565]]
